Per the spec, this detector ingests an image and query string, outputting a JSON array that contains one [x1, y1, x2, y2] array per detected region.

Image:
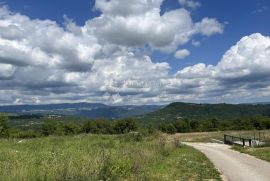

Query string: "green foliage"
[[113, 118, 138, 134], [141, 102, 270, 124], [0, 114, 9, 137], [158, 116, 270, 134], [64, 123, 79, 135], [82, 118, 138, 135], [40, 119, 62, 136], [174, 120, 190, 133], [16, 130, 39, 138]]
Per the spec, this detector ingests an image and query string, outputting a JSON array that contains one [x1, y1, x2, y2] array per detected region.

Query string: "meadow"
[[0, 133, 221, 181]]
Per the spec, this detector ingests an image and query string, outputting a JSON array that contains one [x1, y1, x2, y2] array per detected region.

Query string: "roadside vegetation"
[[232, 146, 270, 162], [0, 133, 221, 180]]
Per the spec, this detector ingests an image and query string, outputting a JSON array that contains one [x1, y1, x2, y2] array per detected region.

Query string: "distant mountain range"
[[0, 102, 163, 119], [139, 102, 270, 124], [1, 102, 270, 121]]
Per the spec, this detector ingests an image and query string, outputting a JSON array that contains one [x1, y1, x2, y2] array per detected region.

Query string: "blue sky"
[[0, 0, 270, 105], [3, 0, 270, 73]]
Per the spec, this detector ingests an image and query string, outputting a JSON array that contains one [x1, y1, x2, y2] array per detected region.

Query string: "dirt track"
[[186, 143, 270, 181]]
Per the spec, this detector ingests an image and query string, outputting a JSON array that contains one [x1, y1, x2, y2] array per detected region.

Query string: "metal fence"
[[224, 134, 252, 147]]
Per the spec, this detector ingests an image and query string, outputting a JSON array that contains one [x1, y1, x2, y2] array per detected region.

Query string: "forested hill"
[[140, 102, 270, 123]]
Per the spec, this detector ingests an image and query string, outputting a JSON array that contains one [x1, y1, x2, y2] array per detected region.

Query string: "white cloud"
[[216, 33, 270, 79], [95, 0, 163, 16], [88, 1, 224, 52], [171, 33, 270, 102], [174, 49, 190, 59], [194, 18, 224, 36], [178, 0, 201, 9], [191, 40, 200, 47], [0, 63, 15, 79], [1, 2, 269, 105]]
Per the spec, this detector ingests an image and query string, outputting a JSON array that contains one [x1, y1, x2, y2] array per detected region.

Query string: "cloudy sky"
[[0, 0, 270, 105]]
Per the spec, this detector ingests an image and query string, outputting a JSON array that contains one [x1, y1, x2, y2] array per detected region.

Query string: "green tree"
[[64, 123, 79, 135], [166, 124, 177, 134], [174, 120, 190, 133], [0, 115, 9, 137], [40, 119, 64, 136], [113, 119, 138, 134]]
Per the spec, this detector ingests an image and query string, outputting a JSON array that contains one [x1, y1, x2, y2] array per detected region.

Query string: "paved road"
[[186, 143, 270, 181]]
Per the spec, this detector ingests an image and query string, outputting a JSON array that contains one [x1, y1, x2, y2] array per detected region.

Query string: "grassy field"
[[232, 146, 270, 162], [0, 133, 221, 181]]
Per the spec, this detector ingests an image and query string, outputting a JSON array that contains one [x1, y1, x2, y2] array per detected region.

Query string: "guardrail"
[[224, 134, 252, 147]]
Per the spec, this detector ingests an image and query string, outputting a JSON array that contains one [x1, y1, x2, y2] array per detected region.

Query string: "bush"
[[82, 119, 138, 135], [16, 130, 39, 138], [0, 115, 9, 137], [113, 119, 138, 134], [40, 119, 65, 136], [64, 123, 79, 135]]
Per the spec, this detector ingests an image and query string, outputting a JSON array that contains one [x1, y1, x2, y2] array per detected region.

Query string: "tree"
[[64, 123, 79, 135], [0, 115, 9, 137], [166, 124, 177, 134], [113, 119, 138, 134], [40, 119, 62, 136], [174, 120, 190, 133]]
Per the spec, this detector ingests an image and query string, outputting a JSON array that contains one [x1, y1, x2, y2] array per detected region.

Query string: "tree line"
[[158, 115, 270, 134], [0, 115, 138, 138], [1, 114, 270, 138]]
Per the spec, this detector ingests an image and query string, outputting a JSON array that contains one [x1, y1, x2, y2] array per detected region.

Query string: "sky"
[[0, 0, 270, 105]]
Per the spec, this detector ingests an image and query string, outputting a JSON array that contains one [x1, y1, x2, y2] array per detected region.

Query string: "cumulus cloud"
[[87, 0, 223, 52], [216, 33, 270, 80], [95, 0, 163, 16], [174, 49, 190, 59], [0, 1, 269, 105], [178, 0, 201, 9], [172, 33, 270, 102], [194, 18, 224, 36]]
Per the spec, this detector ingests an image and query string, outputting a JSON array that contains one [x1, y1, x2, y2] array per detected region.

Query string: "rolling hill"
[[139, 102, 270, 123]]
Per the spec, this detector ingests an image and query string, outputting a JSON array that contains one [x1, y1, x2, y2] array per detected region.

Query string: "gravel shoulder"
[[185, 143, 270, 181]]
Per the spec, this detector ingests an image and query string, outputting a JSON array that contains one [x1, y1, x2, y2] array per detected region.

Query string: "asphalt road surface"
[[186, 143, 270, 181]]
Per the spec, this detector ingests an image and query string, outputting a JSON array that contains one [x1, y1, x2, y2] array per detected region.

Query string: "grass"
[[232, 146, 270, 162], [0, 133, 221, 181]]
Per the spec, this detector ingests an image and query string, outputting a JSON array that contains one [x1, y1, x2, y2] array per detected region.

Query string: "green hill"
[[140, 102, 270, 124]]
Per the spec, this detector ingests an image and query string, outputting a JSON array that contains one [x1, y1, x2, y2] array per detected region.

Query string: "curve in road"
[[186, 143, 270, 181]]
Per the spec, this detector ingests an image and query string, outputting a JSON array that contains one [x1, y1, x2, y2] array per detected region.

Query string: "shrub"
[[0, 115, 9, 137], [17, 130, 39, 138]]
